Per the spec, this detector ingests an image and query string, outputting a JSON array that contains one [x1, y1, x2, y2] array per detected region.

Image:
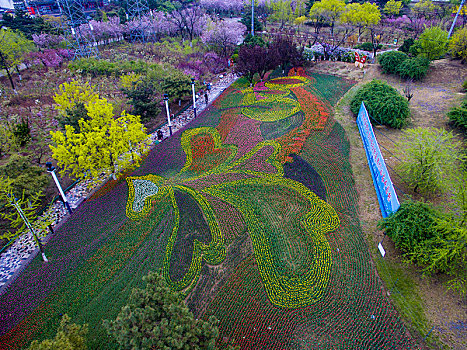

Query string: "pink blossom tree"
[[202, 20, 246, 57], [32, 33, 65, 49], [200, 0, 244, 15], [168, 6, 207, 43]]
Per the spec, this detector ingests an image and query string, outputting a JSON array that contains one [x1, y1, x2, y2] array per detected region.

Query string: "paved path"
[[0, 72, 238, 295]]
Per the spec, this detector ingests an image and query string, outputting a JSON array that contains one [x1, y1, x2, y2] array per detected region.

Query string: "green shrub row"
[[68, 58, 153, 77], [378, 51, 430, 81]]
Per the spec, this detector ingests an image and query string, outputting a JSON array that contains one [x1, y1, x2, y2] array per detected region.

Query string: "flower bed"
[[0, 68, 416, 349]]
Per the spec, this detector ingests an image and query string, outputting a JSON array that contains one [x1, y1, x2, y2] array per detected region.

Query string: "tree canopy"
[[416, 26, 448, 60], [0, 27, 34, 90], [104, 271, 227, 350], [383, 0, 402, 17], [27, 314, 88, 350], [0, 10, 58, 38], [50, 98, 150, 180], [309, 0, 346, 35]]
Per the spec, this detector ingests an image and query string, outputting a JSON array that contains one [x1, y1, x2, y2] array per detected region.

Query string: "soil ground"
[[309, 59, 467, 349]]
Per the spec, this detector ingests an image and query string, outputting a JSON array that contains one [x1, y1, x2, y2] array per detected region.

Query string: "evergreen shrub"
[[396, 57, 430, 81], [447, 100, 467, 132], [378, 51, 408, 74], [350, 80, 410, 128], [378, 200, 442, 255]]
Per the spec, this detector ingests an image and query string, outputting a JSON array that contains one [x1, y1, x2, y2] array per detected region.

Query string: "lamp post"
[[8, 194, 48, 262], [191, 78, 197, 118], [163, 94, 173, 136], [46, 162, 72, 215]]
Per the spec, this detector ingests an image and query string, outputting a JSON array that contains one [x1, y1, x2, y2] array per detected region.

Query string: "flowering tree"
[[201, 20, 246, 57], [28, 49, 72, 69], [146, 12, 178, 41], [200, 0, 244, 14], [32, 33, 65, 49], [168, 6, 207, 43]]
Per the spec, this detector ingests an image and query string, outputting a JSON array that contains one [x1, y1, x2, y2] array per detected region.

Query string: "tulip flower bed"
[[0, 69, 416, 349]]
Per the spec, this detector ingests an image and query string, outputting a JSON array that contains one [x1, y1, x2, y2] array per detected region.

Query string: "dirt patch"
[[320, 59, 467, 350]]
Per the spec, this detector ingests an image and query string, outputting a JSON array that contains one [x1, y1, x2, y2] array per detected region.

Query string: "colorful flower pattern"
[[126, 127, 339, 308], [0, 69, 417, 350]]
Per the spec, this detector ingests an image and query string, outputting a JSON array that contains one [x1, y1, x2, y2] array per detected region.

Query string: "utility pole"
[[449, 0, 466, 38], [251, 0, 255, 37]]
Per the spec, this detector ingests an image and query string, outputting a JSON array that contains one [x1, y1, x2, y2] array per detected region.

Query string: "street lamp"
[[191, 78, 197, 118], [163, 94, 173, 136], [46, 162, 72, 215], [8, 194, 48, 262]]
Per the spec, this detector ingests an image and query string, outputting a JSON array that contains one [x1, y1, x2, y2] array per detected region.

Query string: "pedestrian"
[[204, 90, 209, 104], [157, 130, 163, 141], [207, 83, 211, 93]]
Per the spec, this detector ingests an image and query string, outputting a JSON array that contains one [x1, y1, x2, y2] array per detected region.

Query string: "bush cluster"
[[379, 200, 466, 295], [396, 57, 430, 80], [354, 42, 382, 52], [378, 51, 408, 74], [350, 80, 410, 129], [447, 99, 467, 132], [398, 38, 415, 54], [68, 58, 151, 77], [378, 51, 430, 80], [378, 200, 442, 253]]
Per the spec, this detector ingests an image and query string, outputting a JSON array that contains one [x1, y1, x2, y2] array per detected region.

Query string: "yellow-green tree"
[[0, 28, 34, 91], [294, 15, 308, 34], [0, 176, 52, 261], [449, 27, 467, 62], [53, 80, 99, 117], [341, 2, 381, 42], [309, 0, 346, 35], [266, 0, 295, 30], [413, 0, 439, 20], [53, 80, 100, 132], [50, 98, 150, 180], [293, 0, 308, 17], [383, 0, 402, 18], [28, 314, 88, 350]]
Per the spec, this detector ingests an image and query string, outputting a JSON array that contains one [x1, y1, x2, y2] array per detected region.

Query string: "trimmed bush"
[[378, 199, 442, 255], [398, 38, 415, 54], [379, 201, 467, 295], [447, 100, 467, 132], [396, 57, 430, 80], [378, 51, 408, 74], [350, 80, 410, 129], [354, 42, 381, 51]]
